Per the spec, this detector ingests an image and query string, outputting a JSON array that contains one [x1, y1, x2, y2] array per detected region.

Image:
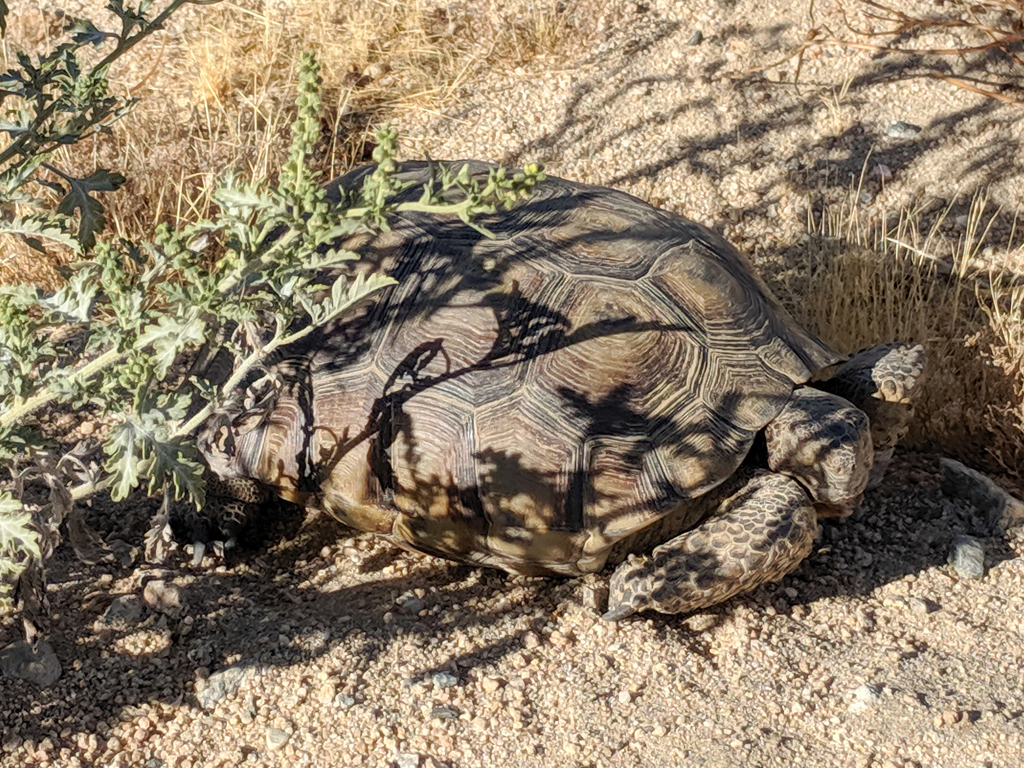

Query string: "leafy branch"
[[0, 13, 545, 624]]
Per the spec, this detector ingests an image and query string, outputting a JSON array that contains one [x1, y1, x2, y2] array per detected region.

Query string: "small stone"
[[942, 709, 961, 726], [265, 728, 290, 750], [0, 640, 62, 687], [393, 753, 422, 768], [334, 692, 356, 710], [617, 690, 633, 704], [470, 716, 488, 732], [848, 684, 882, 713], [886, 121, 922, 140], [97, 596, 143, 631], [909, 597, 939, 614], [195, 664, 259, 710], [397, 595, 424, 615], [523, 632, 540, 649], [481, 677, 502, 693], [873, 163, 893, 181], [431, 705, 460, 720], [431, 671, 458, 689], [319, 682, 337, 704], [362, 62, 387, 81], [859, 190, 874, 205], [687, 30, 704, 45], [652, 724, 668, 737], [685, 613, 717, 632], [948, 535, 985, 580], [142, 580, 182, 615]]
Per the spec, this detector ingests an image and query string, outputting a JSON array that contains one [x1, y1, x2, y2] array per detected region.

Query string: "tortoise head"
[[197, 395, 313, 505]]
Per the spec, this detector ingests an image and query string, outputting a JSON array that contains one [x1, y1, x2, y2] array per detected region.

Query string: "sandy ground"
[[3, 1, 1024, 767]]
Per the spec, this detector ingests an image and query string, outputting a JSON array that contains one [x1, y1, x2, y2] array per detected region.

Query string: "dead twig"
[[735, 0, 1024, 108]]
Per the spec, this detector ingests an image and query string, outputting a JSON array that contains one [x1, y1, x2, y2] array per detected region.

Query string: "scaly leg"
[[603, 472, 816, 621]]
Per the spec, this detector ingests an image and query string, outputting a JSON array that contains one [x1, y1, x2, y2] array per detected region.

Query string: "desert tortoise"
[[197, 161, 926, 620]]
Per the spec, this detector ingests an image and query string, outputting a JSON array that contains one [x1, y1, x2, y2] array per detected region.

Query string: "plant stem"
[[0, 347, 125, 430]]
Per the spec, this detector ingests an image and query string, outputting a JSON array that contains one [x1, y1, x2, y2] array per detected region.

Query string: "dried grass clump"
[[794, 193, 1024, 488]]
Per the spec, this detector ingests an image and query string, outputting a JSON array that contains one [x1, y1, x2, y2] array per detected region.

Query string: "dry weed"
[[796, 192, 1024, 488]]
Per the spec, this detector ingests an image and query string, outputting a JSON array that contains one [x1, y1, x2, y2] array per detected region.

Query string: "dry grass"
[[0, 0, 595, 285], [794, 192, 1024, 489]]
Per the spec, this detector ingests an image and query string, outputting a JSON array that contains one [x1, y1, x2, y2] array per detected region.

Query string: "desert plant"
[[0, 2, 545, 632]]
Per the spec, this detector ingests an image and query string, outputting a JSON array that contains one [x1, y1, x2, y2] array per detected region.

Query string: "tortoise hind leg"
[[603, 473, 817, 621]]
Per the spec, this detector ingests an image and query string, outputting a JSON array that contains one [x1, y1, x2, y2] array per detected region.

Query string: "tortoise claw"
[[601, 605, 636, 622], [191, 540, 207, 566]]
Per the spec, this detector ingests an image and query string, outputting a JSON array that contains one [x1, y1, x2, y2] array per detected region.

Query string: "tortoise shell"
[[230, 162, 841, 576]]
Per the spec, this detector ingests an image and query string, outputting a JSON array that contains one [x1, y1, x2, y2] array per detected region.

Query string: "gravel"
[[3, 454, 1022, 768], [3, 1, 1024, 767]]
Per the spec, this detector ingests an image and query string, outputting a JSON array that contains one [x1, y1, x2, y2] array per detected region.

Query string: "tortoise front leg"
[[602, 473, 817, 621]]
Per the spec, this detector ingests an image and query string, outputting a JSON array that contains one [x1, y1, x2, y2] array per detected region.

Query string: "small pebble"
[[431, 671, 458, 689], [687, 30, 704, 46], [334, 693, 356, 710], [98, 596, 143, 631], [142, 580, 182, 615], [393, 753, 422, 768], [910, 597, 939, 615], [196, 664, 259, 710], [848, 684, 882, 713], [948, 535, 985, 579], [431, 705, 460, 720], [886, 120, 922, 140], [397, 596, 425, 615], [481, 676, 502, 693], [265, 728, 290, 750]]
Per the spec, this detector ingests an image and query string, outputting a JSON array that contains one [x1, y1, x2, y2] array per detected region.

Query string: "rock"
[[96, 595, 143, 632], [940, 458, 1024, 534], [687, 30, 704, 46], [108, 539, 139, 568], [195, 664, 259, 709], [265, 728, 290, 750], [362, 62, 388, 81], [909, 597, 939, 615], [0, 640, 62, 687], [481, 676, 503, 693], [397, 595, 425, 615], [394, 752, 422, 768], [334, 692, 357, 709], [886, 121, 922, 140], [431, 671, 458, 689], [847, 683, 882, 713], [142, 580, 182, 615], [431, 705, 460, 720], [948, 535, 985, 580]]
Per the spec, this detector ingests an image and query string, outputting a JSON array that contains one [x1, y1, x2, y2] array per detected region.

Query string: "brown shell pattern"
[[240, 162, 841, 576]]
